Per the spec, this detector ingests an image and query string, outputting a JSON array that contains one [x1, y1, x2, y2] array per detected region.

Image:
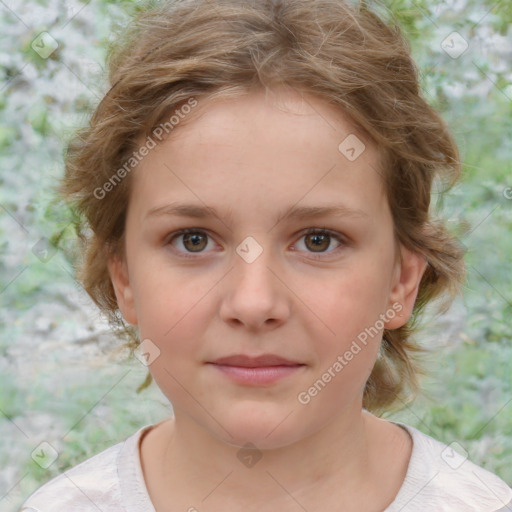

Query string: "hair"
[[60, 0, 465, 413]]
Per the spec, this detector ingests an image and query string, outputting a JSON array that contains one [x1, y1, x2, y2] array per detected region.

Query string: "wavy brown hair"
[[61, 0, 465, 413]]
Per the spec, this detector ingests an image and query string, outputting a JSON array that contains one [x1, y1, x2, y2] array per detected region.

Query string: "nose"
[[219, 241, 291, 332]]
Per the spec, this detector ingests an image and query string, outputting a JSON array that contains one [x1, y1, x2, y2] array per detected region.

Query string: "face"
[[109, 88, 426, 449]]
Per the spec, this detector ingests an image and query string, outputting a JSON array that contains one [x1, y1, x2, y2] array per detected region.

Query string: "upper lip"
[[209, 354, 303, 367]]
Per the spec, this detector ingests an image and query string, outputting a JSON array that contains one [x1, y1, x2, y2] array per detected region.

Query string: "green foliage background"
[[0, 0, 511, 510]]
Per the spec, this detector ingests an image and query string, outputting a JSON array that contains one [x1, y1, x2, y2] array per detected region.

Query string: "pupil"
[[184, 233, 206, 252], [308, 233, 329, 251]]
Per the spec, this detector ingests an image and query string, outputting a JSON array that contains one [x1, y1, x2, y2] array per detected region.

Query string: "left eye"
[[166, 227, 345, 258], [294, 228, 345, 257]]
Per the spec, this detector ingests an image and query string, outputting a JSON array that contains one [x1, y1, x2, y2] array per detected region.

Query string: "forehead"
[[159, 88, 372, 158], [130, 88, 387, 225]]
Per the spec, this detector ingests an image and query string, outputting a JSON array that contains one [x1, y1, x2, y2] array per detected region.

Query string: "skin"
[[108, 87, 428, 511]]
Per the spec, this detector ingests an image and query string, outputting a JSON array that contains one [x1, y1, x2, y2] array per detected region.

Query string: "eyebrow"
[[144, 201, 368, 226]]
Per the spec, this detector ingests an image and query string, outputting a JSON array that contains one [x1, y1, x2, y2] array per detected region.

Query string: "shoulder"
[[386, 422, 512, 512], [19, 424, 153, 512]]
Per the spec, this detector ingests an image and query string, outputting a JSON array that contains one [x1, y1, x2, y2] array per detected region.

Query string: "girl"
[[20, 0, 512, 510]]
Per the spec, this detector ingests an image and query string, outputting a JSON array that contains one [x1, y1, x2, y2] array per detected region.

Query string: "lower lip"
[[209, 364, 304, 385]]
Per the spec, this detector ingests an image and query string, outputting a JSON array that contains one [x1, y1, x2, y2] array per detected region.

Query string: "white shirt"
[[19, 421, 512, 511]]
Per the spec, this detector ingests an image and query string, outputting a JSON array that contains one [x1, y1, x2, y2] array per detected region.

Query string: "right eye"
[[166, 228, 217, 258]]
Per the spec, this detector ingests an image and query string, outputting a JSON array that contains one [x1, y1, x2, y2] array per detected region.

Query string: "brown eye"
[[169, 229, 212, 255], [304, 231, 331, 252], [295, 228, 346, 259], [182, 232, 208, 252]]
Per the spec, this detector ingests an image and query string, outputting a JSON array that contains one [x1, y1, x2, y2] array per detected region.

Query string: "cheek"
[[136, 286, 208, 344], [313, 268, 392, 341], [298, 279, 385, 413], [135, 287, 210, 403], [129, 251, 214, 336], [300, 263, 392, 393]]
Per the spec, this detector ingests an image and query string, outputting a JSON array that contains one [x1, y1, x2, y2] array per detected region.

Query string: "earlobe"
[[385, 246, 428, 329], [107, 254, 138, 325]]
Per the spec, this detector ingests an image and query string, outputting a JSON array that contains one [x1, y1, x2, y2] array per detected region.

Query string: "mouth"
[[206, 354, 306, 386]]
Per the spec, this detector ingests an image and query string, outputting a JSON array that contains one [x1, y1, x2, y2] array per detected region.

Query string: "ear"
[[384, 245, 428, 329], [107, 254, 138, 325]]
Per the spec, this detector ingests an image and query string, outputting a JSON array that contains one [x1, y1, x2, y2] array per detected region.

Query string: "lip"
[[210, 354, 302, 367], [207, 354, 305, 386]]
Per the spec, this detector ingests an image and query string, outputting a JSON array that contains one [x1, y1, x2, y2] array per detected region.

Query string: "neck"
[[157, 406, 381, 509]]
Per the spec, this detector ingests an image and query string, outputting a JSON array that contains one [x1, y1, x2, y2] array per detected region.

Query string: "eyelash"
[[166, 227, 347, 260]]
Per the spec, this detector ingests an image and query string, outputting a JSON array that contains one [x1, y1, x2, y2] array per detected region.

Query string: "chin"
[[208, 408, 308, 450]]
